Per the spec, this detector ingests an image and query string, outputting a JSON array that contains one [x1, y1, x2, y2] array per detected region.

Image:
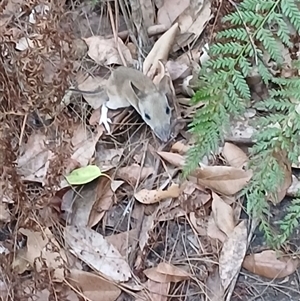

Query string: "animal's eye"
[[145, 113, 151, 120], [165, 106, 170, 115]]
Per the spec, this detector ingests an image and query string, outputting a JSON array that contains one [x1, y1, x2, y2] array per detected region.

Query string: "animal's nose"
[[155, 125, 171, 142]]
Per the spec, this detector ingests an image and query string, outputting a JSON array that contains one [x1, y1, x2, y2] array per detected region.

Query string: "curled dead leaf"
[[157, 151, 186, 167], [222, 142, 248, 168], [134, 183, 180, 204], [211, 192, 235, 236], [144, 262, 190, 283], [68, 269, 121, 301], [243, 250, 299, 279], [219, 220, 248, 291], [192, 166, 253, 196]]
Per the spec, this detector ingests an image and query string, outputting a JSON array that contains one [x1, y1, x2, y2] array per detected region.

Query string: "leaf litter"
[[2, 0, 299, 301]]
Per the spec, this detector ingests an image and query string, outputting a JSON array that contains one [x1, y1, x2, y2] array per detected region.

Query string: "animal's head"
[[130, 77, 172, 142]]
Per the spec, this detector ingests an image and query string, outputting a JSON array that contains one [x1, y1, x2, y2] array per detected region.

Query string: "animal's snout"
[[154, 124, 171, 142]]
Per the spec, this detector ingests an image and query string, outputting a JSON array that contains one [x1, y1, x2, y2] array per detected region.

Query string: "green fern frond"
[[257, 28, 284, 62], [240, 0, 275, 12], [217, 28, 249, 41], [223, 11, 264, 27], [185, 0, 300, 247], [281, 0, 300, 31]]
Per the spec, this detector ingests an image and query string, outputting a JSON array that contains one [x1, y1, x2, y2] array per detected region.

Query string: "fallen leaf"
[[95, 147, 124, 172], [135, 183, 180, 204], [66, 165, 103, 185], [65, 181, 97, 227], [19, 228, 67, 282], [136, 279, 169, 301], [243, 250, 299, 279], [68, 269, 121, 301], [219, 220, 248, 290], [211, 192, 235, 236], [116, 164, 154, 186], [173, 0, 212, 51], [88, 176, 115, 227], [206, 267, 225, 301], [70, 124, 103, 168], [65, 225, 131, 282], [157, 151, 186, 167], [84, 36, 132, 66], [12, 248, 30, 274], [139, 214, 155, 251], [106, 229, 138, 257], [16, 132, 54, 184], [207, 214, 227, 243], [157, 0, 189, 28], [189, 213, 208, 236], [170, 141, 191, 155], [144, 262, 190, 283], [143, 23, 179, 78], [222, 142, 249, 169], [165, 60, 190, 80], [192, 166, 253, 196]]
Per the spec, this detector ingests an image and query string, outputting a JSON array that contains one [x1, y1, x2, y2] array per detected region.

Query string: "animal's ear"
[[130, 81, 147, 99], [157, 75, 171, 94]]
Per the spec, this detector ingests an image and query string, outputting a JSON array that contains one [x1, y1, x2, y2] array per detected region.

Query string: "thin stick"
[[107, 1, 127, 66]]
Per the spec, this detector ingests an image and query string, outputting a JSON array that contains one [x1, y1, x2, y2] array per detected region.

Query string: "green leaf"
[[66, 165, 103, 185]]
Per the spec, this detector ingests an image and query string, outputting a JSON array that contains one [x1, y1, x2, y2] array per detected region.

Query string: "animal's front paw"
[[99, 104, 112, 134]]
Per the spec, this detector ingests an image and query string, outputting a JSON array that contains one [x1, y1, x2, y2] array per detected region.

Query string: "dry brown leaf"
[[19, 228, 67, 282], [143, 23, 179, 78], [88, 176, 115, 227], [12, 248, 30, 274], [157, 151, 185, 167], [206, 267, 225, 301], [207, 214, 227, 243], [106, 229, 138, 257], [173, 0, 212, 51], [70, 124, 103, 168], [157, 200, 186, 221], [242, 250, 299, 279], [139, 214, 155, 251], [192, 166, 253, 196], [211, 192, 235, 236], [144, 262, 190, 283], [165, 60, 190, 80], [66, 181, 98, 227], [16, 132, 54, 184], [68, 269, 121, 301], [65, 225, 131, 282], [222, 142, 249, 168], [136, 279, 169, 301], [189, 212, 208, 236], [134, 183, 180, 204], [170, 141, 191, 155], [219, 220, 248, 291], [95, 147, 124, 172], [116, 164, 154, 186], [84, 36, 132, 66], [157, 0, 189, 28]]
